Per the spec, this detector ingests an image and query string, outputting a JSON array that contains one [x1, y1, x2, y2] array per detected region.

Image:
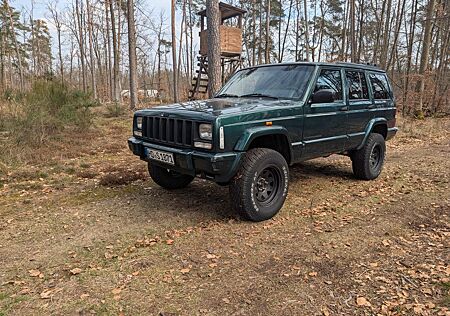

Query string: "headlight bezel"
[[135, 116, 143, 130], [198, 123, 212, 141]]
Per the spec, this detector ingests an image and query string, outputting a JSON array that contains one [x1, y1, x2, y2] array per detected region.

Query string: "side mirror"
[[311, 89, 335, 103]]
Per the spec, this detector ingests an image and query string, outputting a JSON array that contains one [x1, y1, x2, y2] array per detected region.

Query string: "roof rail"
[[335, 62, 380, 68]]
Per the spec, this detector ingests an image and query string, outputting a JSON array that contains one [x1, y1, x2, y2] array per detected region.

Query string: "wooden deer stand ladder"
[[189, 2, 246, 100]]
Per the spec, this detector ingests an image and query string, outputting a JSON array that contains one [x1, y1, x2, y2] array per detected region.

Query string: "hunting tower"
[[189, 2, 246, 100]]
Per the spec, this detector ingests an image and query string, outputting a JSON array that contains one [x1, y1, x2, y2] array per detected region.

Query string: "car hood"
[[138, 98, 299, 117]]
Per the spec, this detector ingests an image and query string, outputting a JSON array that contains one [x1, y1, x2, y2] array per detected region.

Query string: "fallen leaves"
[[206, 253, 217, 259], [69, 268, 83, 275], [28, 269, 43, 278], [40, 288, 62, 299], [421, 288, 433, 295], [40, 289, 53, 299], [321, 307, 331, 316], [356, 296, 371, 307], [111, 288, 122, 295], [180, 268, 190, 274]]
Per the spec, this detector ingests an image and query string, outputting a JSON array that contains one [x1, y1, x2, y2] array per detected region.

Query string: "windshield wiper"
[[214, 93, 240, 98], [240, 93, 279, 100]]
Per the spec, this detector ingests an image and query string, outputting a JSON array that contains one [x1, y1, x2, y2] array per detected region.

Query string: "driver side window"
[[314, 69, 343, 101]]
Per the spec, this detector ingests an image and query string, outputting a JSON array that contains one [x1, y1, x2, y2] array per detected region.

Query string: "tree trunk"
[[258, 1, 263, 64], [251, 0, 256, 65], [171, 0, 179, 102], [206, 0, 221, 97], [178, 0, 186, 93], [127, 0, 138, 109], [86, 0, 97, 99], [350, 0, 356, 62], [280, 0, 293, 62], [110, 0, 121, 103], [265, 0, 271, 63], [303, 0, 310, 61], [105, 0, 113, 100], [5, 0, 24, 91], [415, 0, 436, 117], [402, 0, 417, 115], [357, 0, 364, 62], [380, 0, 392, 68], [340, 0, 349, 60], [75, 0, 87, 92]]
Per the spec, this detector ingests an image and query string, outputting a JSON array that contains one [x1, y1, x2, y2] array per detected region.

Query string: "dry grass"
[[0, 114, 449, 315]]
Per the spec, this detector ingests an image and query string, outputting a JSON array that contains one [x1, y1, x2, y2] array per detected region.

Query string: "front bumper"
[[386, 127, 398, 141], [128, 137, 242, 183]]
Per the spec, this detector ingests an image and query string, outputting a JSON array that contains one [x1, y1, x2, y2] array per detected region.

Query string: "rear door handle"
[[339, 106, 349, 111]]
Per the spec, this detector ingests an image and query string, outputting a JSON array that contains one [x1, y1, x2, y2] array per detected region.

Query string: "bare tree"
[[75, 0, 87, 92], [265, 0, 270, 63], [415, 0, 437, 117], [206, 0, 221, 97], [171, 0, 178, 102], [127, 0, 138, 109], [110, 0, 121, 103], [303, 0, 310, 61], [47, 1, 64, 82], [5, 0, 24, 90], [86, 0, 97, 98]]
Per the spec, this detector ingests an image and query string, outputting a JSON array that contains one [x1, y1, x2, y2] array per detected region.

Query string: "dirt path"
[[0, 117, 449, 315]]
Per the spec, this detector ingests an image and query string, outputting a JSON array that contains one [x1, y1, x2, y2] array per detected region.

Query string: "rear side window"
[[345, 71, 369, 100], [314, 69, 343, 101], [369, 73, 391, 100]]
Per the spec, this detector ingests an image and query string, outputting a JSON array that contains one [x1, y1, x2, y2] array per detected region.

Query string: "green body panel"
[[129, 62, 398, 183]]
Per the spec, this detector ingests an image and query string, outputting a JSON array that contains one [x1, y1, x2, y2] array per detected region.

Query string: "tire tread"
[[230, 148, 288, 221], [351, 133, 385, 180]]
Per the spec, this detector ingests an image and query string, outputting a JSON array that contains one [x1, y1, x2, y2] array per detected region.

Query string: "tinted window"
[[218, 65, 314, 100], [314, 69, 343, 101], [346, 71, 369, 100], [369, 73, 391, 99]]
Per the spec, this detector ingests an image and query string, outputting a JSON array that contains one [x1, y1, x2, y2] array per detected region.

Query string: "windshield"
[[216, 64, 314, 100]]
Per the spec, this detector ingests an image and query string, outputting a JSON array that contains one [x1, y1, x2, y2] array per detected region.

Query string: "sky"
[[10, 0, 184, 66], [12, 0, 171, 18]]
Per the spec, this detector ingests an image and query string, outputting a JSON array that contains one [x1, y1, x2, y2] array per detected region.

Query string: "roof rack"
[[335, 62, 380, 68]]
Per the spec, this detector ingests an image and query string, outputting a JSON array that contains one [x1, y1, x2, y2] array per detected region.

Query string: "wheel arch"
[[357, 118, 388, 150], [234, 126, 293, 165]]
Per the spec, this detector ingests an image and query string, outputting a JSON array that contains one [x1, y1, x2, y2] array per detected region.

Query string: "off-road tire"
[[230, 148, 289, 222], [351, 133, 386, 180], [148, 163, 194, 189]]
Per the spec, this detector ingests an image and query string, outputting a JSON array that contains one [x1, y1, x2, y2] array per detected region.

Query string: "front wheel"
[[148, 163, 194, 189], [351, 133, 386, 180], [230, 148, 289, 222]]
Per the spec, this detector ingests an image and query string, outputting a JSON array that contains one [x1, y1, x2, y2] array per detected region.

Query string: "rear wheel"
[[351, 133, 386, 180], [148, 163, 194, 189], [230, 148, 289, 222]]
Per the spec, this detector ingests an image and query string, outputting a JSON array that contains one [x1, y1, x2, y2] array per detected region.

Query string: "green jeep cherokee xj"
[[128, 62, 398, 222]]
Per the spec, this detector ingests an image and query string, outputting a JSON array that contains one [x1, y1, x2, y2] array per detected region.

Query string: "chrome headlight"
[[136, 116, 143, 130], [199, 123, 212, 140]]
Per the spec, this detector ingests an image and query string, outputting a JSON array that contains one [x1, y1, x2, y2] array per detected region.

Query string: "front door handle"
[[339, 106, 349, 111], [367, 104, 376, 109]]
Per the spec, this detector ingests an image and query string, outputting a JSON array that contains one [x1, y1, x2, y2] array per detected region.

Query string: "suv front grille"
[[141, 116, 194, 147]]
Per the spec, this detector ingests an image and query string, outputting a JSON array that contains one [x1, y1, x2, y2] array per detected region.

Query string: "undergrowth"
[[0, 80, 99, 166]]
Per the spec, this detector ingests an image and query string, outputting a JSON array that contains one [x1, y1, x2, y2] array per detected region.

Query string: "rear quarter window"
[[369, 73, 392, 100], [345, 70, 369, 100]]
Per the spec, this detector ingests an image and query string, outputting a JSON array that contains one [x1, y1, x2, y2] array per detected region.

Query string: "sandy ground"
[[0, 116, 449, 315]]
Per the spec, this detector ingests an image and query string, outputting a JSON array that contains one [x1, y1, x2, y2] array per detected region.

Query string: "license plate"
[[148, 149, 174, 165]]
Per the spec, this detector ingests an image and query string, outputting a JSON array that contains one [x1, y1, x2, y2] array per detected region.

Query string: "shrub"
[[104, 101, 126, 117], [5, 80, 98, 145]]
